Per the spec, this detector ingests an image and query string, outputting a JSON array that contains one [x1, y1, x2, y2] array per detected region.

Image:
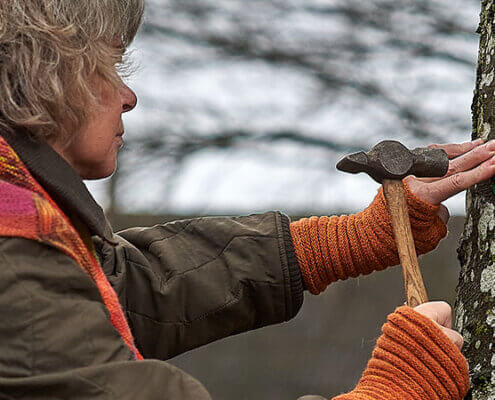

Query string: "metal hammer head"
[[336, 140, 449, 183]]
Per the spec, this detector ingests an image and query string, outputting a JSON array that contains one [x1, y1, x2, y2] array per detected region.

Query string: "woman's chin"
[[79, 161, 117, 180]]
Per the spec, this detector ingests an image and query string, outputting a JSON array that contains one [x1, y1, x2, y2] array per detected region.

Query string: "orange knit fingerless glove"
[[333, 306, 469, 400], [290, 182, 447, 294]]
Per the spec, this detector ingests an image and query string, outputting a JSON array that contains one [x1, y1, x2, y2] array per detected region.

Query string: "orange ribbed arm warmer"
[[333, 306, 469, 400], [290, 183, 447, 294]]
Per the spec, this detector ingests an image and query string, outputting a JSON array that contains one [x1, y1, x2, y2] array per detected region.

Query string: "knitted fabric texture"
[[333, 306, 469, 400], [0, 136, 142, 360], [290, 185, 447, 294]]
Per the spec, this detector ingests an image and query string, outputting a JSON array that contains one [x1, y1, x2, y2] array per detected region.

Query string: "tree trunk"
[[456, 1, 495, 398]]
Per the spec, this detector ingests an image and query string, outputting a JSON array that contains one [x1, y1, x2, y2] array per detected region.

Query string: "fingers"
[[444, 139, 495, 177], [415, 301, 453, 328], [440, 326, 464, 351], [414, 301, 463, 350], [429, 139, 484, 159], [406, 140, 495, 205], [428, 155, 495, 203]]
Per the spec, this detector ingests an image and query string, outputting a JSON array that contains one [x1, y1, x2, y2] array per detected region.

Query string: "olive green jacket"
[[0, 132, 304, 399]]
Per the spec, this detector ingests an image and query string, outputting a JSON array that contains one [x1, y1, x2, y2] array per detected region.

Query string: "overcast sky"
[[87, 0, 480, 216]]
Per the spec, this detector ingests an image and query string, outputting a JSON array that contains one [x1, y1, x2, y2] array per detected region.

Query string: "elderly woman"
[[0, 1, 490, 399]]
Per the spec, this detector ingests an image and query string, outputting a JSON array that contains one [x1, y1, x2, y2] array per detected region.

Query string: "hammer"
[[336, 140, 449, 307]]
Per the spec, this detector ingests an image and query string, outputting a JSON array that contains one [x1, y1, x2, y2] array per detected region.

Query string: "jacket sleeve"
[[101, 211, 304, 360]]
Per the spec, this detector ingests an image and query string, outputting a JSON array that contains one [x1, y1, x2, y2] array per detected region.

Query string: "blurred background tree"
[[91, 0, 479, 218]]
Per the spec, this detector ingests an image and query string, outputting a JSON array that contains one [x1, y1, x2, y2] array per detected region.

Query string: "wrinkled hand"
[[405, 139, 495, 223], [414, 301, 464, 351]]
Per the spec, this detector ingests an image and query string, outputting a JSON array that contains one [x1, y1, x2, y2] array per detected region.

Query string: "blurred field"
[[114, 214, 465, 400]]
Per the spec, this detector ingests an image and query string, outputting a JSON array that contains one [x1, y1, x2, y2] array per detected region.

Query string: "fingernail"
[[474, 138, 485, 145]]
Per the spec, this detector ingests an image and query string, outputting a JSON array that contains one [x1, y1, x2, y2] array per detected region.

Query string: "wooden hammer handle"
[[382, 179, 428, 308]]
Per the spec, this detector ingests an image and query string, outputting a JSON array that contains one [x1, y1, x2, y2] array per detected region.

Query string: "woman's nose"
[[121, 84, 137, 113]]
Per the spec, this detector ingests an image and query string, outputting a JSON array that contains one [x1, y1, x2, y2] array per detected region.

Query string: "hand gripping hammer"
[[337, 140, 449, 307]]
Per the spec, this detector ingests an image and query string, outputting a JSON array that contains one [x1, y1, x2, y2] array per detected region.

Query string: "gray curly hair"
[[0, 0, 144, 144]]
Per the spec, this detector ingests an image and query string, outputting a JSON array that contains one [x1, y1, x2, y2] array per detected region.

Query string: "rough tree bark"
[[456, 1, 495, 398]]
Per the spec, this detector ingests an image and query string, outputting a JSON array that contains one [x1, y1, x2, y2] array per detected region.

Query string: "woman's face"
[[52, 75, 137, 180]]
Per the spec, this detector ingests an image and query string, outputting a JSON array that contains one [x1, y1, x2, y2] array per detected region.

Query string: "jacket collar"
[[1, 130, 115, 243]]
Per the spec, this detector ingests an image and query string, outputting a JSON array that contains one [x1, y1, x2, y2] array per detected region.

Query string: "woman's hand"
[[414, 301, 464, 351], [405, 139, 495, 223]]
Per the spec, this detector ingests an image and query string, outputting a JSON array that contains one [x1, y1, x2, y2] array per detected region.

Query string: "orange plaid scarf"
[[0, 135, 142, 360]]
